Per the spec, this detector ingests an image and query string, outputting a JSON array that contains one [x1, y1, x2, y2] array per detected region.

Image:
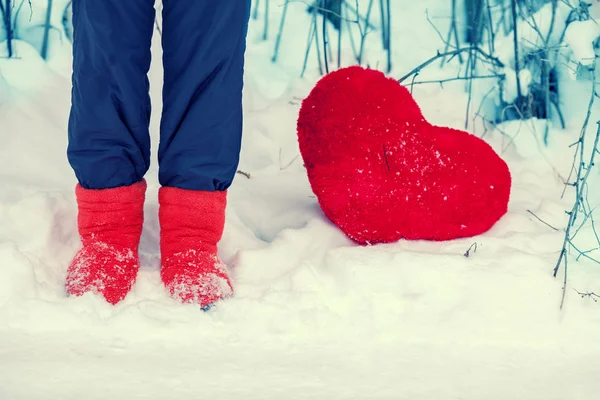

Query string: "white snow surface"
[[501, 67, 533, 104], [1, 1, 600, 399], [564, 19, 600, 66]]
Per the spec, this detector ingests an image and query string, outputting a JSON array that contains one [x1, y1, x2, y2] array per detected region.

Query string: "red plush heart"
[[297, 66, 511, 244]]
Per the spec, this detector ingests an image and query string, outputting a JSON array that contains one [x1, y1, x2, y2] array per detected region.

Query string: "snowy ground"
[[1, 1, 600, 399]]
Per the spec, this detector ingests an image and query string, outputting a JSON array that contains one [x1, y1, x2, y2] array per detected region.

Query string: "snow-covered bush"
[[418, 1, 597, 131], [496, 1, 599, 128], [456, 0, 599, 131]]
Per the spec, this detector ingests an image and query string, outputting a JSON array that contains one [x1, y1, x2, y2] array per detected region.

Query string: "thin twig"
[[263, 0, 270, 40], [382, 144, 391, 171], [322, 0, 329, 74], [464, 242, 478, 258], [465, 47, 476, 129], [379, 0, 386, 51], [236, 170, 251, 179], [343, 0, 375, 28], [385, 0, 391, 72], [441, 0, 463, 66], [357, 0, 374, 64], [253, 0, 261, 20], [574, 289, 599, 302], [409, 74, 504, 86], [272, 0, 290, 62], [0, 0, 14, 57], [279, 148, 300, 170], [343, 2, 361, 63], [40, 0, 53, 60], [485, 0, 495, 54], [511, 0, 523, 101], [337, 2, 342, 69], [301, 12, 317, 77], [398, 47, 504, 83], [527, 210, 559, 231]]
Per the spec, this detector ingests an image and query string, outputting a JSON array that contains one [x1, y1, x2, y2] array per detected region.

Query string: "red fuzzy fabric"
[[297, 66, 511, 244], [66, 180, 146, 304], [159, 187, 233, 307]]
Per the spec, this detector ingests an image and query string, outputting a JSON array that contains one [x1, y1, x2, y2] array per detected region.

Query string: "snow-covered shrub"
[[439, 0, 599, 138], [497, 1, 599, 128]]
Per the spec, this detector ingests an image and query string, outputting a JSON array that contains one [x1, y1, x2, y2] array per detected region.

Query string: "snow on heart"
[[297, 66, 511, 244]]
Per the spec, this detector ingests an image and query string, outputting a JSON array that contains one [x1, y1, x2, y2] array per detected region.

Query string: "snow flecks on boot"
[[66, 242, 139, 305], [161, 249, 233, 308]]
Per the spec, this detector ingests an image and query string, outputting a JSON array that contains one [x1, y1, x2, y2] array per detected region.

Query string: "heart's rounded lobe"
[[297, 66, 511, 244]]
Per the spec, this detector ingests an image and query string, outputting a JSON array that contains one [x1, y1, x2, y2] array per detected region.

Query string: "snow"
[[0, 40, 60, 93], [1, 1, 600, 399], [564, 20, 600, 66], [502, 67, 533, 103]]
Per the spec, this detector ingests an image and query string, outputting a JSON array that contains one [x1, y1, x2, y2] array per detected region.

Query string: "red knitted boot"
[[66, 180, 146, 305], [159, 188, 233, 308]]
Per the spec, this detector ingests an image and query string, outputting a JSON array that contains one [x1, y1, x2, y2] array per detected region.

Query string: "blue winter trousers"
[[67, 0, 251, 191]]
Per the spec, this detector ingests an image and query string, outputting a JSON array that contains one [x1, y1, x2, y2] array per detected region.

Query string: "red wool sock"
[[159, 187, 233, 308], [66, 180, 146, 304]]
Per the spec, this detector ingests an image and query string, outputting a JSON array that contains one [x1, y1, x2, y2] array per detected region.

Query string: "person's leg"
[[65, 0, 155, 304], [68, 0, 155, 189], [158, 0, 251, 307], [158, 0, 251, 191]]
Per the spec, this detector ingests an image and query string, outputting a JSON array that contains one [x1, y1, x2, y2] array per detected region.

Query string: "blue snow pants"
[[67, 0, 251, 191]]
